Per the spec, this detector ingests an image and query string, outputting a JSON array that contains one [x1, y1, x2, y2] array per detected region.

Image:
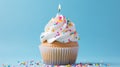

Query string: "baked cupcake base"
[[39, 45, 79, 65]]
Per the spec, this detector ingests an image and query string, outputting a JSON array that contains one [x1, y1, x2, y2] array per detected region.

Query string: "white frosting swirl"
[[40, 14, 80, 43]]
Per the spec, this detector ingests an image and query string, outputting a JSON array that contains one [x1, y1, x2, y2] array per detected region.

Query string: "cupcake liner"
[[39, 46, 79, 65]]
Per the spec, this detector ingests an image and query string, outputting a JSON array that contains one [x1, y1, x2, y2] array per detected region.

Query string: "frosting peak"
[[40, 14, 80, 43]]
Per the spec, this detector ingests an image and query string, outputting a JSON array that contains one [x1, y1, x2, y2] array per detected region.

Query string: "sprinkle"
[[80, 63, 82, 67], [64, 19, 66, 23], [68, 39, 70, 42], [2, 60, 110, 67], [41, 35, 44, 38], [8, 65, 10, 67], [74, 31, 77, 34], [76, 64, 82, 67], [57, 19, 62, 23], [68, 23, 73, 26], [67, 18, 70, 23], [75, 37, 77, 39], [60, 28, 62, 30], [59, 16, 62, 20], [70, 32, 74, 35], [52, 29, 55, 32], [71, 35, 75, 38], [65, 30, 67, 32], [67, 22, 70, 25], [21, 62, 26, 65], [35, 62, 40, 65], [72, 64, 76, 67], [56, 32, 60, 36], [66, 64, 71, 67], [66, 26, 68, 28], [95, 63, 99, 66], [56, 22, 59, 24], [54, 22, 58, 25], [68, 29, 71, 32], [62, 32, 65, 34]]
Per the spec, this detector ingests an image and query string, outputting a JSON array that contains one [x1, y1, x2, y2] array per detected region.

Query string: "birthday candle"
[[58, 4, 61, 13]]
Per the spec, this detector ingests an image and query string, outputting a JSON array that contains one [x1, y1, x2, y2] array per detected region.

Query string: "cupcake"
[[39, 5, 80, 65]]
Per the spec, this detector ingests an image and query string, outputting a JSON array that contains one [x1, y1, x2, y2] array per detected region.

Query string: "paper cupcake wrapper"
[[39, 46, 79, 65]]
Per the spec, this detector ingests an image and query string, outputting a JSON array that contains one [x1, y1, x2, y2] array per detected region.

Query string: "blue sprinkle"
[[41, 36, 44, 38]]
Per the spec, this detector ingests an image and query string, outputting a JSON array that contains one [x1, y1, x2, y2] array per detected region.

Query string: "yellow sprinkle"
[[57, 19, 62, 22], [95, 64, 99, 66], [66, 64, 71, 67], [68, 23, 73, 26], [52, 29, 54, 32], [71, 34, 74, 38]]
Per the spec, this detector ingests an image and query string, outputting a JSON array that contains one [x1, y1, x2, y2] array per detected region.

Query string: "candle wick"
[[58, 4, 61, 13]]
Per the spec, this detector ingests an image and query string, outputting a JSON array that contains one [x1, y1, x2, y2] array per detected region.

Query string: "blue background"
[[0, 0, 120, 66]]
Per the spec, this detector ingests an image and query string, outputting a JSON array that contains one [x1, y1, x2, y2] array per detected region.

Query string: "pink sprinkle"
[[74, 31, 77, 34], [59, 16, 62, 20], [66, 26, 68, 28], [56, 22, 58, 25], [56, 34, 59, 36], [69, 29, 71, 32], [64, 19, 66, 23], [60, 28, 62, 30], [56, 32, 60, 36], [68, 39, 70, 42]]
